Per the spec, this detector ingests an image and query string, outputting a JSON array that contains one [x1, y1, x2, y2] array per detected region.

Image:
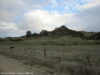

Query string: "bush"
[[26, 31, 32, 38]]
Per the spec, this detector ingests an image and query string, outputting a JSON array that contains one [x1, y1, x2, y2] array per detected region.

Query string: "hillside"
[[39, 25, 84, 38], [25, 25, 100, 40], [0, 25, 100, 46], [90, 32, 100, 40]]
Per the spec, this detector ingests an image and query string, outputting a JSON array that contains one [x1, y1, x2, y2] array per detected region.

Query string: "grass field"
[[0, 36, 100, 75]]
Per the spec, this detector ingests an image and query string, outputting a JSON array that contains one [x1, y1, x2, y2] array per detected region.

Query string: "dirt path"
[[0, 55, 46, 75]]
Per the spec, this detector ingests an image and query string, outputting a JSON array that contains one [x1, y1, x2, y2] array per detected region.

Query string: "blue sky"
[[0, 0, 100, 37]]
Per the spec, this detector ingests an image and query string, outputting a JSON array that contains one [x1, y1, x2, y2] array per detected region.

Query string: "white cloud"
[[19, 10, 73, 32], [73, 5, 100, 32], [0, 0, 27, 21], [0, 21, 18, 30], [0, 21, 25, 37], [0, 0, 100, 37], [0, 0, 58, 22], [18, 3, 100, 34], [21, 0, 58, 8], [80, 0, 100, 9]]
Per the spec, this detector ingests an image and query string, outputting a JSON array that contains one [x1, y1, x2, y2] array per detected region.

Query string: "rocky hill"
[[90, 32, 100, 40], [1, 25, 100, 40], [39, 25, 84, 38]]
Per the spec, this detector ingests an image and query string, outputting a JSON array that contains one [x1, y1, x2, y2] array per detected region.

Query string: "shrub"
[[26, 31, 32, 38]]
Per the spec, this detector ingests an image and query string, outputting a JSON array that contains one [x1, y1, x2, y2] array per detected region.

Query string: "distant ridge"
[[34, 25, 100, 40], [39, 25, 84, 38], [1, 25, 100, 40], [90, 32, 100, 40]]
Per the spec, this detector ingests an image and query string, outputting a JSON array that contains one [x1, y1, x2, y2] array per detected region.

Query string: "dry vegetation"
[[0, 44, 100, 75]]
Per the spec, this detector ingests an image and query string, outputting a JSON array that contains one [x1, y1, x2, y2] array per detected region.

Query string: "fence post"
[[86, 56, 92, 67], [59, 50, 64, 74], [44, 48, 47, 59]]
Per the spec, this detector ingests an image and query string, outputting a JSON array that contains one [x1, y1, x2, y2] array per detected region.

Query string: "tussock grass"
[[0, 44, 100, 75], [0, 36, 100, 46], [0, 69, 3, 75]]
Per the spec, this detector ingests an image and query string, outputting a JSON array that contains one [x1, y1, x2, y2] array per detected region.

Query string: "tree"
[[26, 31, 32, 38], [0, 38, 2, 42], [40, 30, 48, 36], [33, 33, 39, 39]]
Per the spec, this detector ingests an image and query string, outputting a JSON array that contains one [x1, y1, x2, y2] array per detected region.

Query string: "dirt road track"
[[0, 55, 46, 75]]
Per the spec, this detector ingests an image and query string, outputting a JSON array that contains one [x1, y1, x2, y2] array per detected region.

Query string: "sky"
[[0, 0, 100, 37]]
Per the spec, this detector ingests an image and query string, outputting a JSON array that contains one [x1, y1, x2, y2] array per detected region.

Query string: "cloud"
[[80, 0, 100, 9], [19, 9, 73, 33], [22, 0, 58, 8], [0, 21, 25, 37], [0, 0, 100, 37], [0, 0, 27, 21], [72, 5, 100, 32], [0, 0, 58, 22], [0, 21, 18, 30], [19, 4, 100, 32]]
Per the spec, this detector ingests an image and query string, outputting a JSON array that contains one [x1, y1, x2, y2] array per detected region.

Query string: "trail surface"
[[0, 55, 45, 75]]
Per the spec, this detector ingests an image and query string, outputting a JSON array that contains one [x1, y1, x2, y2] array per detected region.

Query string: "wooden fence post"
[[44, 48, 47, 59], [86, 56, 92, 67]]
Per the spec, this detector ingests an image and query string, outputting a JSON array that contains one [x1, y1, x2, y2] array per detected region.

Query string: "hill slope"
[[39, 25, 84, 38]]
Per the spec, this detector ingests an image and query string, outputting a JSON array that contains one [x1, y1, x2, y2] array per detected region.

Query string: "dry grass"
[[0, 69, 3, 75], [0, 45, 100, 75]]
